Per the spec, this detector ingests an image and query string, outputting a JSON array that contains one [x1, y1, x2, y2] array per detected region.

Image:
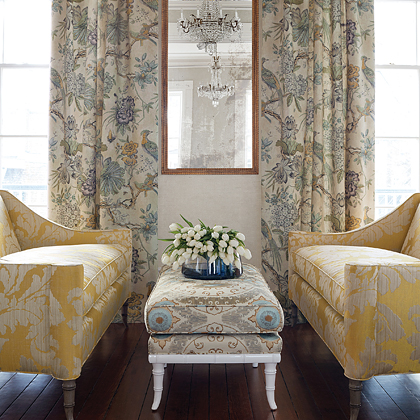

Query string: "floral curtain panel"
[[48, 0, 159, 322], [261, 0, 374, 324]]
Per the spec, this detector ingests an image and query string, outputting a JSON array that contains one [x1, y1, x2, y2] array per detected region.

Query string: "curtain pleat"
[[48, 0, 159, 322], [261, 0, 375, 324]]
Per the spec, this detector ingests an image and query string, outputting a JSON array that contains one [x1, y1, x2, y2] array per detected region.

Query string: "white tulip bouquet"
[[161, 216, 252, 271]]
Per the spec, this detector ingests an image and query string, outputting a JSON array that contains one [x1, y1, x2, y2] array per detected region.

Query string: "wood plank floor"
[[1, 323, 419, 419]]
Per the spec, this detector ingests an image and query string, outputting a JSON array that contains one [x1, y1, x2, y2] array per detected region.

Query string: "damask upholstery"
[[401, 202, 420, 258], [288, 193, 420, 419], [0, 195, 21, 256], [0, 190, 131, 420]]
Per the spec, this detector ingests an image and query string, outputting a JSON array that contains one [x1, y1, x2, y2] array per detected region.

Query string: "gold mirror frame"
[[161, 0, 259, 175]]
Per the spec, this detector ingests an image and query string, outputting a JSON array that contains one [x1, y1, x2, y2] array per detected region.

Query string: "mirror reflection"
[[162, 0, 257, 174]]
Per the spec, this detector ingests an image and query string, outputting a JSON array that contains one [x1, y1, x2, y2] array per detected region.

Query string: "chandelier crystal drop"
[[177, 0, 242, 55], [197, 56, 234, 107]]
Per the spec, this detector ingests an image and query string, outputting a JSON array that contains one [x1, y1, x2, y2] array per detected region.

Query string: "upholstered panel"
[[290, 262, 420, 381], [289, 274, 346, 369], [290, 245, 419, 316], [0, 264, 130, 380], [288, 193, 420, 258], [82, 270, 131, 365], [0, 244, 131, 315], [0, 190, 132, 252], [0, 195, 21, 257], [148, 332, 282, 355], [401, 204, 420, 258], [0, 263, 84, 379], [145, 264, 284, 335]]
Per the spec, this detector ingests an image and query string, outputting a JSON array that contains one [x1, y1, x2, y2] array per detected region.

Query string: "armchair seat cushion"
[[290, 245, 419, 316], [0, 243, 131, 315]]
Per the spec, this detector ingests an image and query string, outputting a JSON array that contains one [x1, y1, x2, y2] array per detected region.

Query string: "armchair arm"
[[342, 262, 420, 380], [0, 262, 84, 380], [0, 190, 131, 251], [289, 193, 420, 257]]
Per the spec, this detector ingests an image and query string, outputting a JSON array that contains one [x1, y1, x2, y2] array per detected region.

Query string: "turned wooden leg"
[[121, 300, 128, 328], [62, 380, 76, 420], [291, 302, 298, 327], [151, 363, 165, 410], [264, 363, 277, 410], [349, 379, 363, 420]]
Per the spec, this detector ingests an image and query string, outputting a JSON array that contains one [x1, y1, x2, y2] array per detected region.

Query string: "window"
[[375, 0, 420, 218], [168, 80, 193, 169], [0, 0, 50, 217], [234, 80, 253, 168]]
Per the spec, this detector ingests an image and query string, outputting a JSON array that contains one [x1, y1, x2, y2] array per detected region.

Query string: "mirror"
[[161, 0, 259, 174]]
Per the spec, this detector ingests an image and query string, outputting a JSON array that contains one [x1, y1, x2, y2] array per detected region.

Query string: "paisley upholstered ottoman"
[[145, 263, 284, 410]]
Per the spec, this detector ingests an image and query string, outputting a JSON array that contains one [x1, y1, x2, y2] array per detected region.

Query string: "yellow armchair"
[[0, 190, 132, 420], [288, 193, 420, 420]]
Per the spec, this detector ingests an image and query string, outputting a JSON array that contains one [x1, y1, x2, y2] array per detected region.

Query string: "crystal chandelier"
[[198, 56, 234, 107], [177, 0, 242, 55]]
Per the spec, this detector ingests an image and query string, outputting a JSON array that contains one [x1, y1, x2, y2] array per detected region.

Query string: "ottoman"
[[144, 263, 284, 410]]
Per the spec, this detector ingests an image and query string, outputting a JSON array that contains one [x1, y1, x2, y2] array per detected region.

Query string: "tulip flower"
[[236, 246, 245, 256], [229, 239, 239, 248], [219, 240, 228, 248], [169, 223, 179, 232], [243, 248, 252, 259]]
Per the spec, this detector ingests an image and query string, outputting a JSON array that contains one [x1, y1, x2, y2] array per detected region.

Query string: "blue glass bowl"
[[181, 255, 242, 280]]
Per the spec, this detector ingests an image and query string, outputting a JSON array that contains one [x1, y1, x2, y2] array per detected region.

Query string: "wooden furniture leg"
[[151, 363, 165, 410], [349, 379, 363, 420], [264, 363, 277, 410], [62, 380, 76, 420], [291, 301, 298, 327], [121, 300, 128, 328]]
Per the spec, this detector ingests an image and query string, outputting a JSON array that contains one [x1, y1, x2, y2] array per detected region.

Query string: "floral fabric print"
[[145, 264, 284, 335], [261, 0, 375, 324], [49, 0, 158, 322], [148, 332, 283, 355]]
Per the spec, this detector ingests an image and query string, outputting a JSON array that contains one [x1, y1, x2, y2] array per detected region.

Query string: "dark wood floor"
[[1, 323, 420, 419]]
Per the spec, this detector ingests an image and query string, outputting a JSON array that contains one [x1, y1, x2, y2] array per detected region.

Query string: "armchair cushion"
[[0, 243, 131, 315], [290, 245, 419, 316], [401, 204, 420, 258], [0, 196, 21, 257]]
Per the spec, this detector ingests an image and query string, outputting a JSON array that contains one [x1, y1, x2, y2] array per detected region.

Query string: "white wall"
[[158, 174, 261, 269]]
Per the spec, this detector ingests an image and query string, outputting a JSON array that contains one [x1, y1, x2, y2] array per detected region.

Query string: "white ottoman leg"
[[264, 363, 277, 410], [252, 363, 258, 368], [151, 363, 165, 410]]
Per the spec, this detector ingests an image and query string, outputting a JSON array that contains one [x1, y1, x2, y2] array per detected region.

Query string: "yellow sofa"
[[288, 193, 420, 420], [0, 190, 132, 420]]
